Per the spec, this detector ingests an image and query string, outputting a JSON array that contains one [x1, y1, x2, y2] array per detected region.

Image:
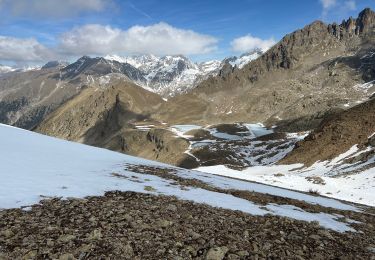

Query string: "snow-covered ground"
[[197, 145, 375, 207], [0, 124, 364, 232]]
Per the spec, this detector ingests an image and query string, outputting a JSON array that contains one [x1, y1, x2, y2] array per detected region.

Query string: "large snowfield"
[[0, 124, 370, 232]]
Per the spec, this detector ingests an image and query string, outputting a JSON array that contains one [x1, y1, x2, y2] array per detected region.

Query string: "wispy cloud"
[[320, 0, 337, 16], [128, 2, 152, 20], [0, 0, 110, 18], [319, 0, 356, 20]]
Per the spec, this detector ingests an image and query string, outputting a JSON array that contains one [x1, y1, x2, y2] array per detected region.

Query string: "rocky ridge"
[[154, 8, 375, 127]]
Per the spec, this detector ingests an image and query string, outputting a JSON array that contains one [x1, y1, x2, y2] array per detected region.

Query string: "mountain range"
[[1, 7, 375, 260], [1, 8, 375, 187], [0, 51, 261, 129], [155, 8, 375, 127]]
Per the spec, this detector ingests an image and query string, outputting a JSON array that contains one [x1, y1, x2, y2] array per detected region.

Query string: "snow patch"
[[0, 124, 361, 232]]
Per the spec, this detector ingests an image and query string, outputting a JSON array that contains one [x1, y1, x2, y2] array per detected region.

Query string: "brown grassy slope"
[[35, 82, 164, 144], [281, 97, 375, 166]]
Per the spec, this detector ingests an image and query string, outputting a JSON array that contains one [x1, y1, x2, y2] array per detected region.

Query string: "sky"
[[0, 0, 374, 66]]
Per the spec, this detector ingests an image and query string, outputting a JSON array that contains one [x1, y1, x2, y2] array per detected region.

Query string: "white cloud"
[[0, 0, 109, 18], [230, 35, 276, 53], [343, 0, 356, 11], [320, 0, 336, 10], [319, 0, 356, 18], [0, 23, 218, 63], [59, 23, 218, 56], [0, 36, 54, 62]]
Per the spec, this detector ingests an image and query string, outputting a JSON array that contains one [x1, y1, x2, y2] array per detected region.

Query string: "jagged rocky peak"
[[60, 55, 145, 83], [356, 7, 375, 33], [63, 56, 118, 73], [328, 7, 375, 38], [242, 8, 375, 73], [76, 55, 92, 63]]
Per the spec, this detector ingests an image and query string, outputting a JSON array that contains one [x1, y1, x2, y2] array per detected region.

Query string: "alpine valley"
[[1, 6, 375, 260]]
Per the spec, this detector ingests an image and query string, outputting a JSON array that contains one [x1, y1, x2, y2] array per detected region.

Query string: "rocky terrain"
[[0, 66, 82, 129], [0, 56, 160, 129], [1, 191, 374, 260]]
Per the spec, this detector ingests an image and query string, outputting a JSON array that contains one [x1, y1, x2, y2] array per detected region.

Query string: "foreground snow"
[[0, 124, 365, 232]]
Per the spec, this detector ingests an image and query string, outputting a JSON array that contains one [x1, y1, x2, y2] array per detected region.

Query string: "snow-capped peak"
[[0, 64, 42, 75], [105, 54, 159, 70], [0, 64, 16, 74], [103, 54, 222, 96], [199, 60, 222, 73], [101, 51, 263, 97], [225, 49, 263, 69]]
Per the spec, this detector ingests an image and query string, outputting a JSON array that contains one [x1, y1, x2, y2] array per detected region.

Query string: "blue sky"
[[0, 0, 374, 65]]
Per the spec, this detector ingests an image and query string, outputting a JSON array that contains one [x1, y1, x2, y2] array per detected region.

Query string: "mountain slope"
[[281, 96, 375, 166], [35, 81, 163, 145], [0, 57, 148, 129], [155, 9, 375, 127], [0, 67, 82, 129]]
